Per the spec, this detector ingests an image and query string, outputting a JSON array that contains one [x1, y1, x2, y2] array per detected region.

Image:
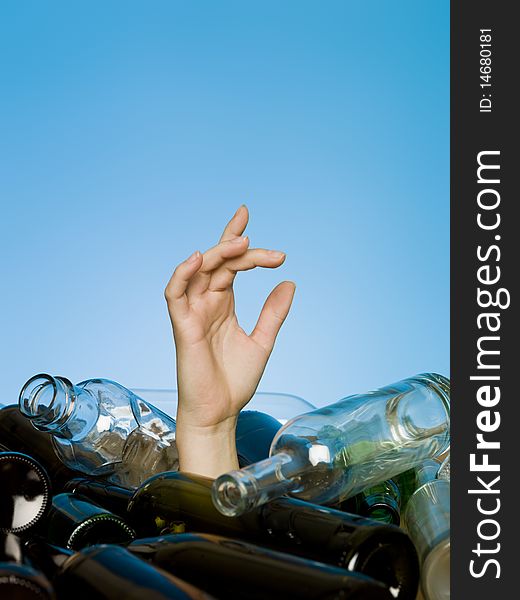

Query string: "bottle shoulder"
[[79, 379, 175, 433]]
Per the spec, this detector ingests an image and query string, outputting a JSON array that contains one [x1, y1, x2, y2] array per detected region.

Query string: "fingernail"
[[231, 236, 247, 244], [268, 250, 285, 259], [186, 251, 200, 263]]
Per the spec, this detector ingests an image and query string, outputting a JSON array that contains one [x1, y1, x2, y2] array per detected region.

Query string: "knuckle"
[[164, 285, 174, 302]]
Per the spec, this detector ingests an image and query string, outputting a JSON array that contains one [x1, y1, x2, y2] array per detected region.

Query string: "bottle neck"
[[47, 493, 136, 550], [212, 452, 302, 517], [19, 374, 97, 440], [23, 539, 73, 579], [63, 478, 133, 516]]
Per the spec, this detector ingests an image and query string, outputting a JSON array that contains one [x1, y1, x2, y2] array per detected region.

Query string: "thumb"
[[250, 281, 296, 354]]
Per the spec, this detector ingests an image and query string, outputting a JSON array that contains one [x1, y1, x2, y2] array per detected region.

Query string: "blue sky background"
[[0, 1, 449, 409]]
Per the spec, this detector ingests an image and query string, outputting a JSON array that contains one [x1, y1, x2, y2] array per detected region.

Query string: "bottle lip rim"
[[66, 513, 136, 550], [18, 373, 75, 430], [0, 569, 51, 596], [0, 452, 51, 534], [19, 374, 56, 418], [363, 502, 401, 525]]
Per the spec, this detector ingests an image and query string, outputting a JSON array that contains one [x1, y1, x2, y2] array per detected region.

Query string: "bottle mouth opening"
[[211, 475, 254, 517], [19, 374, 58, 419], [66, 515, 136, 551], [0, 452, 51, 534], [18, 373, 74, 430], [365, 503, 401, 526]]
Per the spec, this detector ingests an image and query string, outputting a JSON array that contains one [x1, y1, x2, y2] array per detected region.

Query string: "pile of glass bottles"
[[0, 372, 450, 600]]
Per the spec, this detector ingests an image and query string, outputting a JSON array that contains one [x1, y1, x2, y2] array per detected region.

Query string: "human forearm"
[[175, 417, 239, 478]]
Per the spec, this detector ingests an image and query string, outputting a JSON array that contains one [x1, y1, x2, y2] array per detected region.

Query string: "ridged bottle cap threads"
[[0, 452, 51, 534], [46, 493, 136, 551], [0, 564, 56, 599]]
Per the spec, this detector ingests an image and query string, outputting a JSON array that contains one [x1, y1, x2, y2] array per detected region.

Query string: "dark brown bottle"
[[127, 471, 419, 600], [0, 452, 52, 535], [0, 405, 81, 490], [24, 540, 213, 599], [129, 532, 393, 600], [44, 493, 135, 550]]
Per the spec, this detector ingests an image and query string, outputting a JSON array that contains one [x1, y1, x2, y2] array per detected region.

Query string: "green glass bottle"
[[63, 478, 133, 519], [0, 451, 51, 535], [127, 471, 419, 600], [0, 562, 56, 599], [339, 479, 401, 525], [129, 532, 393, 599], [393, 468, 418, 509], [24, 540, 212, 599], [0, 405, 80, 491], [45, 493, 135, 551]]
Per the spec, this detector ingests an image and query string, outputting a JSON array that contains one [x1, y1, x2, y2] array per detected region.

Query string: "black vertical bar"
[[452, 2, 517, 598]]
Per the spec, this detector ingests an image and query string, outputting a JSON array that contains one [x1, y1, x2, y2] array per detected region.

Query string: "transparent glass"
[[437, 454, 450, 481], [404, 477, 450, 600], [213, 373, 450, 516], [131, 389, 315, 425], [18, 374, 178, 489]]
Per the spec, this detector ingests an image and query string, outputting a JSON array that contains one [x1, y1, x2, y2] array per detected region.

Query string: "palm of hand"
[[166, 206, 295, 431]]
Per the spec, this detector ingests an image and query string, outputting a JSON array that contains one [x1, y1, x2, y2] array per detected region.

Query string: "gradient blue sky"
[[0, 1, 449, 408]]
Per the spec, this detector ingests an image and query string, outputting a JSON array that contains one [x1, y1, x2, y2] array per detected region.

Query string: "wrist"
[[175, 416, 239, 478], [176, 413, 238, 437]]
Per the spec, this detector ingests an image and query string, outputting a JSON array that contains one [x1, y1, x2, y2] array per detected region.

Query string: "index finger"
[[219, 204, 249, 242]]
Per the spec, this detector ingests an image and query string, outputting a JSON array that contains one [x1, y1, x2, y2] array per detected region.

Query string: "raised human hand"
[[165, 205, 295, 475]]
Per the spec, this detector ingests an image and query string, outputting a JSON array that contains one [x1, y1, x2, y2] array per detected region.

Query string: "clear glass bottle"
[[18, 374, 178, 488], [131, 389, 315, 425], [213, 373, 450, 516], [437, 454, 450, 481], [403, 461, 450, 600]]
